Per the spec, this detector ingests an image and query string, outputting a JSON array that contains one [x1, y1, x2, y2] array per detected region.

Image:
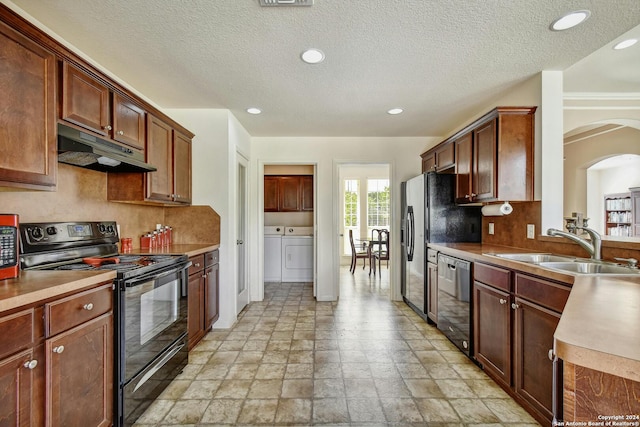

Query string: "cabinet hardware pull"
[[465, 194, 470, 199], [104, 125, 112, 131], [499, 298, 507, 305], [117, 130, 124, 135], [195, 263, 201, 267], [83, 303, 94, 311], [511, 303, 519, 310], [23, 360, 38, 370], [53, 346, 65, 354], [548, 349, 554, 361], [471, 193, 477, 197]]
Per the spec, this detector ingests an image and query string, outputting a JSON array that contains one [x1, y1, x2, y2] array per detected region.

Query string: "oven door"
[[118, 263, 189, 383]]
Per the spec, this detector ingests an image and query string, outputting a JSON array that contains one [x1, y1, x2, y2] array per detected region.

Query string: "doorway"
[[236, 154, 249, 314], [337, 163, 391, 287]]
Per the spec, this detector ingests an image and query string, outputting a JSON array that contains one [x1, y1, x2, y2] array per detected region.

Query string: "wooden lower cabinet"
[[0, 346, 44, 426], [474, 281, 512, 387], [513, 297, 561, 423], [188, 250, 220, 350], [46, 313, 112, 427], [473, 262, 568, 426], [0, 282, 113, 427]]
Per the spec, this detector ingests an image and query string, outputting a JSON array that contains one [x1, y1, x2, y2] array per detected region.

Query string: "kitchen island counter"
[[429, 242, 640, 383]]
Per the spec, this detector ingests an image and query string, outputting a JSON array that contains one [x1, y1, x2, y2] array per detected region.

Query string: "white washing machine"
[[281, 226, 314, 282], [264, 225, 284, 282]]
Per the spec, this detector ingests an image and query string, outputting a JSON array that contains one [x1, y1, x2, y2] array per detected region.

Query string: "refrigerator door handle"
[[407, 206, 415, 261]]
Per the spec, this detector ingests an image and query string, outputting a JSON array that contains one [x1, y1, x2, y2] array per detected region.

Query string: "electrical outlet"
[[527, 224, 535, 239], [488, 223, 495, 235]]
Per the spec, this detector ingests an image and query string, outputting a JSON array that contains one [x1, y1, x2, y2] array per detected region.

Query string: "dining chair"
[[348, 229, 369, 273], [371, 229, 390, 274]]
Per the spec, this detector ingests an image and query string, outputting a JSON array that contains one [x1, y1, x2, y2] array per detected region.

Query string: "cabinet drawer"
[[474, 263, 511, 292], [515, 274, 570, 313], [205, 250, 219, 267], [46, 284, 112, 337], [0, 308, 36, 359], [189, 255, 205, 275]]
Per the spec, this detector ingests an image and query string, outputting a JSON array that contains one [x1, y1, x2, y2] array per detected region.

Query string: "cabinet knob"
[[465, 194, 470, 199], [53, 346, 65, 354], [117, 130, 124, 135], [23, 360, 38, 370], [104, 125, 112, 131], [511, 303, 520, 310], [499, 298, 507, 305], [83, 303, 94, 311], [548, 349, 554, 361], [195, 262, 201, 268]]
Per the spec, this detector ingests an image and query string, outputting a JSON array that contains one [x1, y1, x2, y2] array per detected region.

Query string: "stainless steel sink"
[[538, 261, 640, 275], [488, 253, 577, 263]]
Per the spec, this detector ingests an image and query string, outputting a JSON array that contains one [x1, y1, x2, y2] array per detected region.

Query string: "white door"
[[236, 155, 249, 314]]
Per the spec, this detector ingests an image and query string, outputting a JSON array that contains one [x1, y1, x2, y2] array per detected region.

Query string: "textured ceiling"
[[5, 0, 640, 137]]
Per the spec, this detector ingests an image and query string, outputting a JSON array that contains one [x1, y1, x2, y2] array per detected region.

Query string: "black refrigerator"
[[400, 172, 481, 319]]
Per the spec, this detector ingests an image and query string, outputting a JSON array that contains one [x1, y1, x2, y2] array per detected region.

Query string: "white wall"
[[164, 108, 251, 329], [250, 137, 432, 302]]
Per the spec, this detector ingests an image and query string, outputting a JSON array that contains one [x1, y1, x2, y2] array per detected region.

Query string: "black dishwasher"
[[437, 253, 473, 357]]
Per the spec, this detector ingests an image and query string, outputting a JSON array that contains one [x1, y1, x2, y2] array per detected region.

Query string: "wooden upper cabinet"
[[301, 176, 314, 211], [173, 130, 192, 204], [454, 133, 473, 203], [61, 62, 110, 136], [473, 119, 497, 202], [454, 107, 536, 204], [421, 152, 436, 173], [264, 175, 313, 212], [420, 140, 455, 173], [280, 176, 301, 211], [0, 20, 57, 190], [146, 114, 174, 202], [112, 93, 145, 150], [264, 177, 280, 212]]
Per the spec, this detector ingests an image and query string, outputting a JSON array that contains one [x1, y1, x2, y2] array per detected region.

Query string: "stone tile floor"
[[134, 267, 540, 426]]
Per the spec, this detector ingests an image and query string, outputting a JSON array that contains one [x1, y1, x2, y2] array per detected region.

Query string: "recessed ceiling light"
[[550, 10, 590, 31], [613, 38, 638, 50], [301, 48, 325, 64], [247, 107, 262, 115], [387, 108, 403, 115]]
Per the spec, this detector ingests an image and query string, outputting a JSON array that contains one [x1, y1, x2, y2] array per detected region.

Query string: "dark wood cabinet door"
[[301, 175, 314, 211], [112, 92, 145, 150], [146, 114, 174, 202], [46, 313, 112, 427], [279, 176, 301, 211], [421, 152, 436, 173], [0, 347, 41, 427], [61, 62, 110, 136], [173, 130, 192, 204], [187, 272, 205, 350], [454, 133, 473, 203], [473, 281, 511, 387], [513, 297, 561, 424], [473, 119, 497, 201], [205, 263, 219, 329], [264, 177, 279, 212], [0, 20, 57, 190], [435, 140, 455, 171]]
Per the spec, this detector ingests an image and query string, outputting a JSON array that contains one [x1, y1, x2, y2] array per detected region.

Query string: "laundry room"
[[263, 165, 315, 283]]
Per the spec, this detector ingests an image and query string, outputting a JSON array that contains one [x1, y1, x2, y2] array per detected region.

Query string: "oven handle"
[[132, 342, 185, 393], [124, 262, 191, 288]]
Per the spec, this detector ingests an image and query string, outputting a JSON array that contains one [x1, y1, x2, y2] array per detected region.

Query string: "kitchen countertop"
[[0, 243, 218, 313], [429, 242, 640, 383]]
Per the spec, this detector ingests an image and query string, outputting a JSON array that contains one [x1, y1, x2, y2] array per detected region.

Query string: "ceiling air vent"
[[259, 0, 313, 6]]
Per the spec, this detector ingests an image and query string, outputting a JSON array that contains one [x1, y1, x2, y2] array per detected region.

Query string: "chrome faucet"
[[547, 227, 602, 260]]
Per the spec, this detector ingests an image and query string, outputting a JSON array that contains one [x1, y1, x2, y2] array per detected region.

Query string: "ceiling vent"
[[259, 0, 313, 6]]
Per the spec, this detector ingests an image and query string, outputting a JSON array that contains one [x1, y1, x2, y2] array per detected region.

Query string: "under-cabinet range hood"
[[57, 124, 156, 173]]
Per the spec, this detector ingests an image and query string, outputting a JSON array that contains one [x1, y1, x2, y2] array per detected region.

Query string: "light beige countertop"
[[429, 242, 640, 382], [0, 270, 116, 312], [0, 243, 218, 313]]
